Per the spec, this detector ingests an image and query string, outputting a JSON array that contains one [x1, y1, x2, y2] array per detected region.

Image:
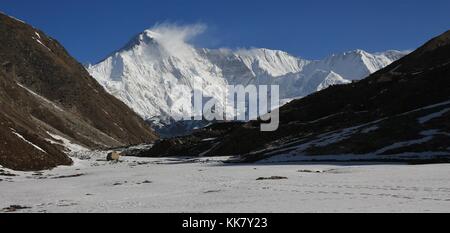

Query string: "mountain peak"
[[117, 30, 159, 53], [353, 49, 370, 56], [89, 34, 406, 137], [143, 29, 158, 38], [318, 49, 408, 80]]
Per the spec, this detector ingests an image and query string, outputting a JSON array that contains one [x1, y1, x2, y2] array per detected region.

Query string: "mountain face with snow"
[[140, 30, 450, 162], [88, 27, 408, 135]]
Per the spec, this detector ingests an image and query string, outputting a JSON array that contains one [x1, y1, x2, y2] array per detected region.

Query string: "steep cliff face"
[[0, 13, 158, 170]]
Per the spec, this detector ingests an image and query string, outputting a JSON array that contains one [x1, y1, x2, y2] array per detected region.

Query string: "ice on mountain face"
[[376, 50, 411, 61], [88, 24, 228, 122], [87, 25, 408, 133], [234, 48, 309, 77], [316, 71, 351, 91], [309, 49, 407, 81]]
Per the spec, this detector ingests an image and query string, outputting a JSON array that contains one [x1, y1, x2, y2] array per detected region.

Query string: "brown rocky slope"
[[0, 13, 158, 171]]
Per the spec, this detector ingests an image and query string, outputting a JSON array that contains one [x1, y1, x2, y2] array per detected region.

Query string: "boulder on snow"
[[107, 151, 121, 161]]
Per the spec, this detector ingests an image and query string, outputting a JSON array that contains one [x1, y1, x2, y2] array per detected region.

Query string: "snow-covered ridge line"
[[0, 11, 26, 24], [87, 28, 409, 133]]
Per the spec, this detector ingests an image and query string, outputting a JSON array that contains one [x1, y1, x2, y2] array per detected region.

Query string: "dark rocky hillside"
[[141, 30, 450, 163], [0, 13, 158, 170]]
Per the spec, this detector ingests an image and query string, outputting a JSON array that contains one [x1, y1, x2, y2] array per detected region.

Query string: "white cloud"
[[145, 23, 207, 59]]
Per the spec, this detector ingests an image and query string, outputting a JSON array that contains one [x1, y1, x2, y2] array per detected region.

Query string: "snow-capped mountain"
[[87, 28, 408, 134]]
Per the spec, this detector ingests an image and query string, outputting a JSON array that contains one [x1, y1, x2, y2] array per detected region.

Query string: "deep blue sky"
[[1, 0, 449, 63]]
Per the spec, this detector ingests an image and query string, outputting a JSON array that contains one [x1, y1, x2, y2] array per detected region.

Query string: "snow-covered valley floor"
[[1, 152, 450, 213]]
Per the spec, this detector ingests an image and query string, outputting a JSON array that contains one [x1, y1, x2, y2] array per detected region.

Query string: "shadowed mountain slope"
[[0, 13, 158, 170]]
